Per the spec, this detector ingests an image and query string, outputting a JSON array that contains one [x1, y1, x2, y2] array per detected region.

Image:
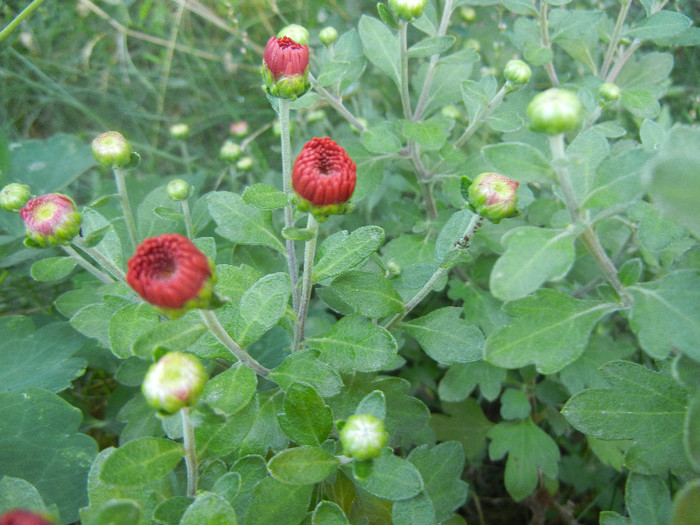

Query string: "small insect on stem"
[[453, 218, 483, 250]]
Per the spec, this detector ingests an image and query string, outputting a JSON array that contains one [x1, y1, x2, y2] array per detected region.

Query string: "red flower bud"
[[262, 36, 310, 100], [0, 509, 54, 525], [127, 233, 215, 313], [465, 172, 520, 224], [19, 193, 82, 247], [292, 137, 357, 208]]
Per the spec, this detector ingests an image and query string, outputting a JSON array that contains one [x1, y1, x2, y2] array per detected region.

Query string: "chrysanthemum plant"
[[0, 1, 699, 523]]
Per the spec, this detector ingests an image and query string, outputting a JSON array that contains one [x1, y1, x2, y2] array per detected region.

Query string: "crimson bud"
[[262, 28, 310, 100], [20, 193, 82, 247]]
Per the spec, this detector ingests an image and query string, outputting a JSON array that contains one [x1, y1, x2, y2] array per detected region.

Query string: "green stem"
[[293, 214, 319, 352], [181, 407, 198, 497], [179, 142, 193, 175], [600, 0, 632, 80], [113, 168, 139, 250], [548, 134, 629, 304], [72, 242, 128, 287], [198, 309, 270, 377], [308, 75, 366, 132], [61, 245, 115, 284], [0, 0, 47, 43], [385, 213, 482, 331], [539, 1, 559, 86], [180, 199, 195, 240], [398, 21, 413, 119], [279, 98, 301, 314]]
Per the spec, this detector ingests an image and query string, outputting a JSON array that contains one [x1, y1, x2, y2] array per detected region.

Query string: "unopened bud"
[[503, 59, 531, 85], [277, 24, 309, 46], [599, 82, 621, 102], [319, 26, 339, 46], [92, 131, 133, 169], [20, 193, 82, 247], [229, 121, 250, 138], [388, 0, 427, 21], [166, 179, 190, 201], [441, 105, 461, 120], [236, 156, 254, 171], [386, 260, 401, 277], [0, 183, 31, 212], [219, 140, 242, 162], [169, 123, 190, 139], [464, 172, 520, 224], [339, 414, 388, 461], [460, 6, 476, 22], [142, 352, 207, 415], [527, 88, 583, 135]]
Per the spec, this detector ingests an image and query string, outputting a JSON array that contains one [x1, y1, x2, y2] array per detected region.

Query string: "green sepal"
[[122, 151, 142, 170], [377, 2, 399, 30], [294, 195, 355, 222], [352, 459, 374, 480], [81, 224, 113, 248], [460, 176, 473, 201]]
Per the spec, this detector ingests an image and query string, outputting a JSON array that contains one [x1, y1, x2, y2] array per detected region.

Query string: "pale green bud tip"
[[527, 88, 583, 135], [142, 352, 207, 415], [219, 140, 242, 162], [166, 179, 190, 201], [388, 0, 427, 20], [236, 156, 254, 171], [319, 26, 339, 46], [92, 131, 133, 168], [503, 59, 531, 84], [466, 172, 520, 224], [277, 24, 309, 46], [599, 82, 621, 101], [441, 104, 461, 120], [339, 414, 388, 461], [169, 123, 190, 139], [0, 183, 31, 212], [459, 6, 476, 22]]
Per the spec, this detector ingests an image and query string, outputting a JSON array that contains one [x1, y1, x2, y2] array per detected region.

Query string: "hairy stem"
[[181, 407, 198, 497], [539, 1, 559, 86], [600, 0, 632, 80], [198, 309, 270, 376], [279, 98, 301, 314], [293, 214, 319, 352], [113, 168, 139, 251], [398, 21, 413, 119], [61, 245, 115, 284], [180, 199, 195, 240], [72, 242, 128, 286], [309, 75, 366, 132]]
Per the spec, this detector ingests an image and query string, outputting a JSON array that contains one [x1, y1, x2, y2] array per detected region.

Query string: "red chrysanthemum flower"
[[262, 36, 310, 99], [292, 137, 357, 207], [126, 233, 214, 311], [0, 509, 54, 525]]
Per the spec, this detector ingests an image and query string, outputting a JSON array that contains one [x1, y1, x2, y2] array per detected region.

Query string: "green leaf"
[[109, 303, 161, 359], [313, 226, 385, 283], [486, 111, 524, 133], [625, 473, 672, 525], [30, 256, 76, 282], [236, 392, 288, 457], [431, 400, 494, 462], [401, 307, 484, 365], [195, 400, 256, 459], [317, 61, 351, 87], [269, 349, 343, 398], [242, 183, 289, 209], [80, 207, 124, 270], [482, 143, 556, 184], [207, 191, 285, 254], [392, 493, 436, 525], [278, 383, 334, 446], [312, 501, 350, 525], [401, 120, 448, 150], [486, 290, 617, 374], [616, 52, 674, 89], [90, 499, 142, 525], [180, 492, 238, 525], [672, 479, 700, 525], [621, 89, 660, 118], [132, 319, 207, 360], [562, 360, 690, 474], [435, 209, 477, 265], [350, 450, 423, 501], [232, 273, 291, 347], [487, 418, 560, 501], [500, 389, 531, 420], [8, 134, 95, 194], [627, 271, 700, 360], [358, 15, 399, 86], [245, 477, 313, 525], [307, 314, 397, 373], [99, 437, 183, 487], [460, 80, 488, 123], [490, 227, 577, 301], [685, 393, 700, 470], [502, 0, 539, 15], [201, 362, 257, 417], [0, 317, 86, 393], [407, 35, 455, 57], [153, 206, 183, 220], [361, 122, 403, 154], [407, 442, 468, 522], [268, 446, 340, 485], [582, 149, 650, 209], [152, 497, 194, 525], [330, 271, 403, 318], [625, 10, 692, 40], [0, 476, 52, 515], [0, 388, 97, 523], [282, 227, 315, 241], [228, 456, 268, 519], [422, 49, 477, 116], [438, 360, 506, 402]]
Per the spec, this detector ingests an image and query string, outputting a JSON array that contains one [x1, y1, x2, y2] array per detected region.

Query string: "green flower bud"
[[527, 88, 583, 135], [229, 121, 249, 138], [306, 109, 327, 123], [441, 104, 462, 120], [91, 131, 133, 169], [236, 156, 254, 171], [0, 183, 31, 212], [339, 414, 389, 461], [503, 59, 532, 85], [277, 24, 309, 46], [319, 26, 339, 46], [142, 352, 207, 415], [219, 140, 242, 162], [386, 260, 401, 277], [459, 6, 476, 22], [20, 193, 82, 247], [169, 123, 190, 139], [599, 82, 621, 102], [465, 172, 520, 224], [388, 0, 427, 21], [166, 179, 190, 201]]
